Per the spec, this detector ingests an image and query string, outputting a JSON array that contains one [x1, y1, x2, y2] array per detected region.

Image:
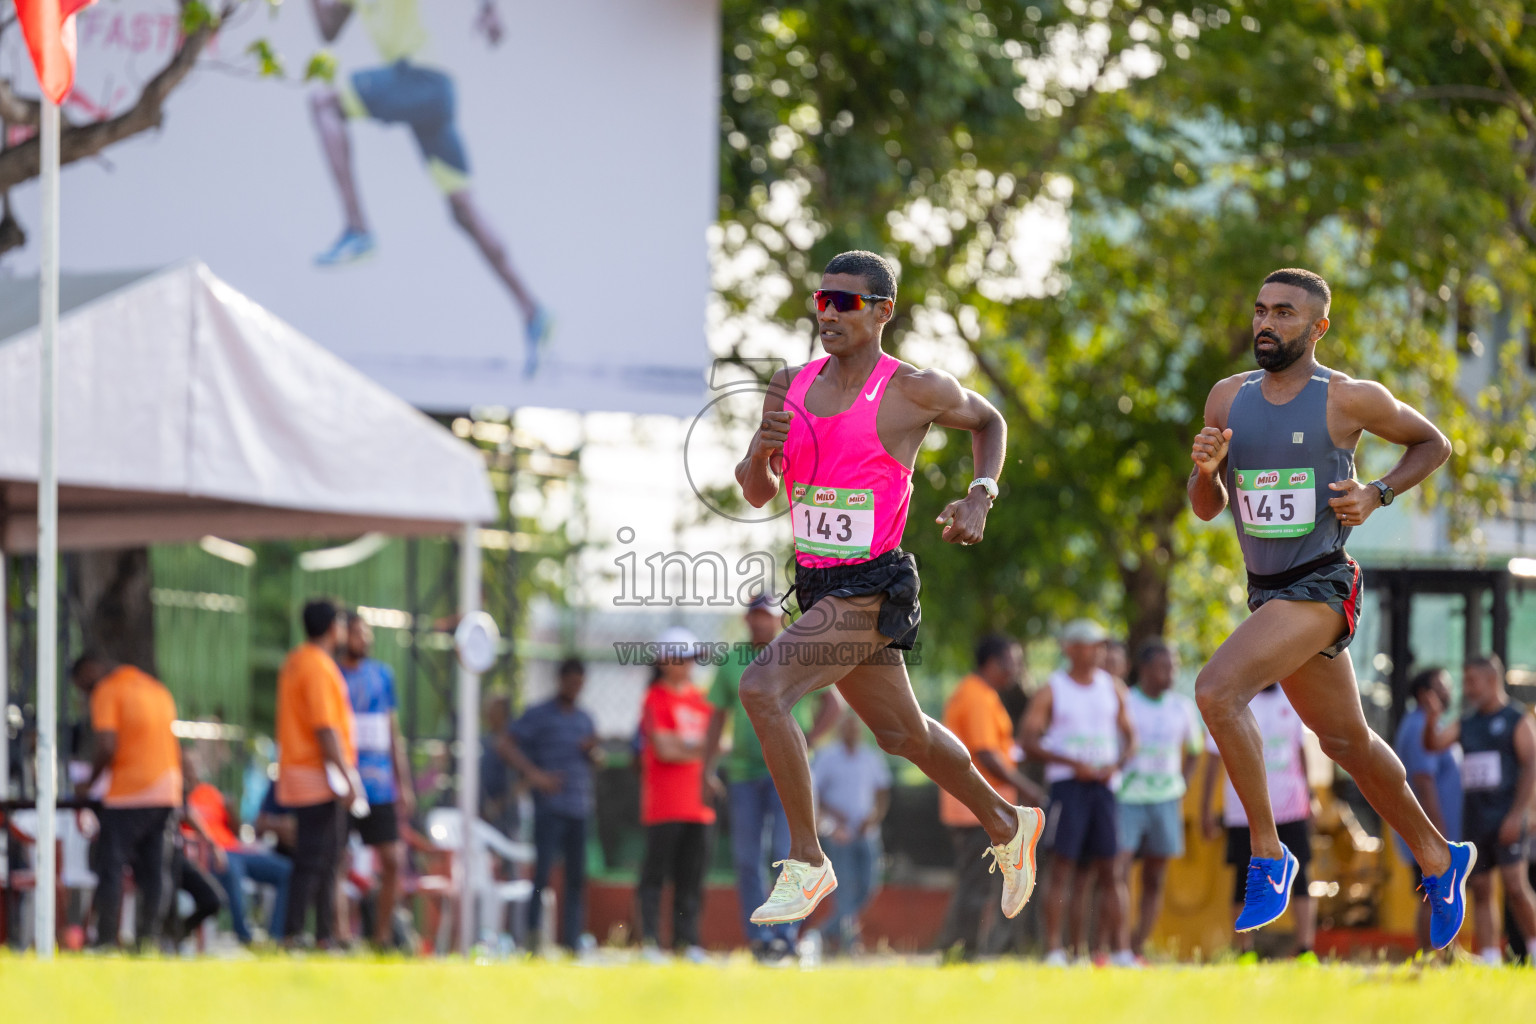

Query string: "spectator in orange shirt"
[[184, 757, 293, 944], [72, 655, 183, 950], [935, 635, 1045, 960], [276, 598, 361, 948]]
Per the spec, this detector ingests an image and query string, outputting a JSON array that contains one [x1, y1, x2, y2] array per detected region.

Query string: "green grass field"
[[3, 956, 1534, 1023]]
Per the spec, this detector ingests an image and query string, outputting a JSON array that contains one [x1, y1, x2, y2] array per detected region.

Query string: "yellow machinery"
[[1143, 750, 1423, 959]]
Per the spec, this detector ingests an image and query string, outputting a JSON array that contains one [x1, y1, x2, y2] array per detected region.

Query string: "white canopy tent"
[[0, 261, 497, 547], [0, 261, 495, 951]]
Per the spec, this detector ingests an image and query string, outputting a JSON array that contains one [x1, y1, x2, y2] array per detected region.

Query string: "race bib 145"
[[1234, 468, 1316, 539]]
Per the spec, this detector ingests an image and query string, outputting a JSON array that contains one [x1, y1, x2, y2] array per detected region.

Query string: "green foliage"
[[304, 51, 338, 84], [180, 0, 219, 35], [718, 0, 1536, 677], [246, 38, 284, 79]]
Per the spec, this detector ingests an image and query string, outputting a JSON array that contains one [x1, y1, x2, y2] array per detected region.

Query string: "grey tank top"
[[1224, 367, 1355, 576]]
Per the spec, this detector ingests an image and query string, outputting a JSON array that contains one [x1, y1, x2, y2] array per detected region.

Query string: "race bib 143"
[[791, 483, 875, 559], [1234, 468, 1316, 539]]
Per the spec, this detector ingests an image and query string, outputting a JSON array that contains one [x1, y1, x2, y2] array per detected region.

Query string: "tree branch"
[[1505, 189, 1536, 248], [0, 191, 25, 254], [0, 17, 217, 193], [0, 76, 42, 127], [962, 336, 1043, 433], [1459, 23, 1536, 139], [1385, 83, 1519, 107]]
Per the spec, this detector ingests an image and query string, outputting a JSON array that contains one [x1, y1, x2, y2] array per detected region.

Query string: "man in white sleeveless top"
[[1200, 684, 1318, 961], [1022, 618, 1136, 965]]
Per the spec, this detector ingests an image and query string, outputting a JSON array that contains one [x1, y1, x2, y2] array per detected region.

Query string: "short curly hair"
[[824, 250, 897, 302]]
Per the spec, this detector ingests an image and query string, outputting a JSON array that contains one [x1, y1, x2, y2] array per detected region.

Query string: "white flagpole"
[[34, 94, 61, 960], [455, 523, 482, 955]]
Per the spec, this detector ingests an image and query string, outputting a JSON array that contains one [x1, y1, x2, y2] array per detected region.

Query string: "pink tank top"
[[781, 353, 914, 568]]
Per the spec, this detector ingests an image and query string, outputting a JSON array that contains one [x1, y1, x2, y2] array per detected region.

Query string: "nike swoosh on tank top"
[[781, 353, 915, 568], [1224, 366, 1356, 576]]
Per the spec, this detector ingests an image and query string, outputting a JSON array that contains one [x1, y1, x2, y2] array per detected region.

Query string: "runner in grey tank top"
[[1225, 366, 1355, 576], [1186, 267, 1474, 951]]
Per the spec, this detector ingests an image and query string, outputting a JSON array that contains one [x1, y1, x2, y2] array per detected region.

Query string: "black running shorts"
[[351, 800, 400, 847], [1468, 827, 1530, 875], [1247, 551, 1362, 660], [793, 549, 921, 651]]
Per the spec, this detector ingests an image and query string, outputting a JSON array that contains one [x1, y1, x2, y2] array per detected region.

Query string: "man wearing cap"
[[704, 594, 840, 960], [1022, 618, 1136, 965]]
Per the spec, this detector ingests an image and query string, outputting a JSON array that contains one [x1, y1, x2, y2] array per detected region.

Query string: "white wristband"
[[968, 477, 999, 501]]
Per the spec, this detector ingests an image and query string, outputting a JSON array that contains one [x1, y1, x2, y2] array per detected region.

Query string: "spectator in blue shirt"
[[338, 612, 415, 949], [498, 657, 600, 952], [811, 711, 892, 954], [1393, 666, 1462, 953]]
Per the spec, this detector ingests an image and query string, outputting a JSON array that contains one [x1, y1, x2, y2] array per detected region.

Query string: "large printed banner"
[[2, 0, 716, 415]]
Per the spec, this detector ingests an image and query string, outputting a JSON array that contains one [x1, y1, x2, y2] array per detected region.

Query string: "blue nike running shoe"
[[1421, 841, 1477, 950], [315, 228, 376, 267], [523, 306, 552, 378], [1234, 844, 1300, 933]]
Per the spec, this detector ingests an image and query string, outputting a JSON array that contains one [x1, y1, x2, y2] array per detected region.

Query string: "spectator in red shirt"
[[637, 627, 715, 961]]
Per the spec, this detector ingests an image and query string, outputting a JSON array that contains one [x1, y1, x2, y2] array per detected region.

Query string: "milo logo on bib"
[[790, 482, 877, 559], [1234, 467, 1316, 539]]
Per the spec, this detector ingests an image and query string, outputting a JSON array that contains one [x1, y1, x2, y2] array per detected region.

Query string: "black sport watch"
[[1369, 480, 1394, 507]]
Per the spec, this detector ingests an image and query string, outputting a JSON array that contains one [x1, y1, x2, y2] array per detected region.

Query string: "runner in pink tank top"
[[782, 352, 911, 568], [731, 250, 1044, 930]]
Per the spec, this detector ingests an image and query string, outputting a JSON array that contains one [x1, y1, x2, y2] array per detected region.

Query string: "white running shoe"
[[750, 858, 838, 925], [1043, 948, 1070, 967], [985, 805, 1045, 919]]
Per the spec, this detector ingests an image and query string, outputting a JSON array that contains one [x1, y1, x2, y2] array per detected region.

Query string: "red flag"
[[12, 0, 97, 105]]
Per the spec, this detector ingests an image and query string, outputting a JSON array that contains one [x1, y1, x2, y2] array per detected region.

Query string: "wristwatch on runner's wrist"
[[1369, 480, 1394, 507], [968, 477, 999, 503]]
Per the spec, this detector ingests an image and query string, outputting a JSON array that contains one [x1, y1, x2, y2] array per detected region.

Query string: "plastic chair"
[[4, 810, 73, 949], [420, 808, 536, 952]]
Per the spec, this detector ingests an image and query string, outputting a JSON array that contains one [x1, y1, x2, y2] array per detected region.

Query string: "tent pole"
[[34, 96, 62, 960], [455, 522, 482, 954], [405, 538, 418, 746]]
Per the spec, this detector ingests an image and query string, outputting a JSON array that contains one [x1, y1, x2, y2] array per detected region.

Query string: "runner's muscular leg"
[[1280, 650, 1451, 876], [447, 190, 538, 319], [1195, 598, 1341, 861], [835, 658, 1019, 845], [309, 89, 367, 233], [738, 594, 894, 865]]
